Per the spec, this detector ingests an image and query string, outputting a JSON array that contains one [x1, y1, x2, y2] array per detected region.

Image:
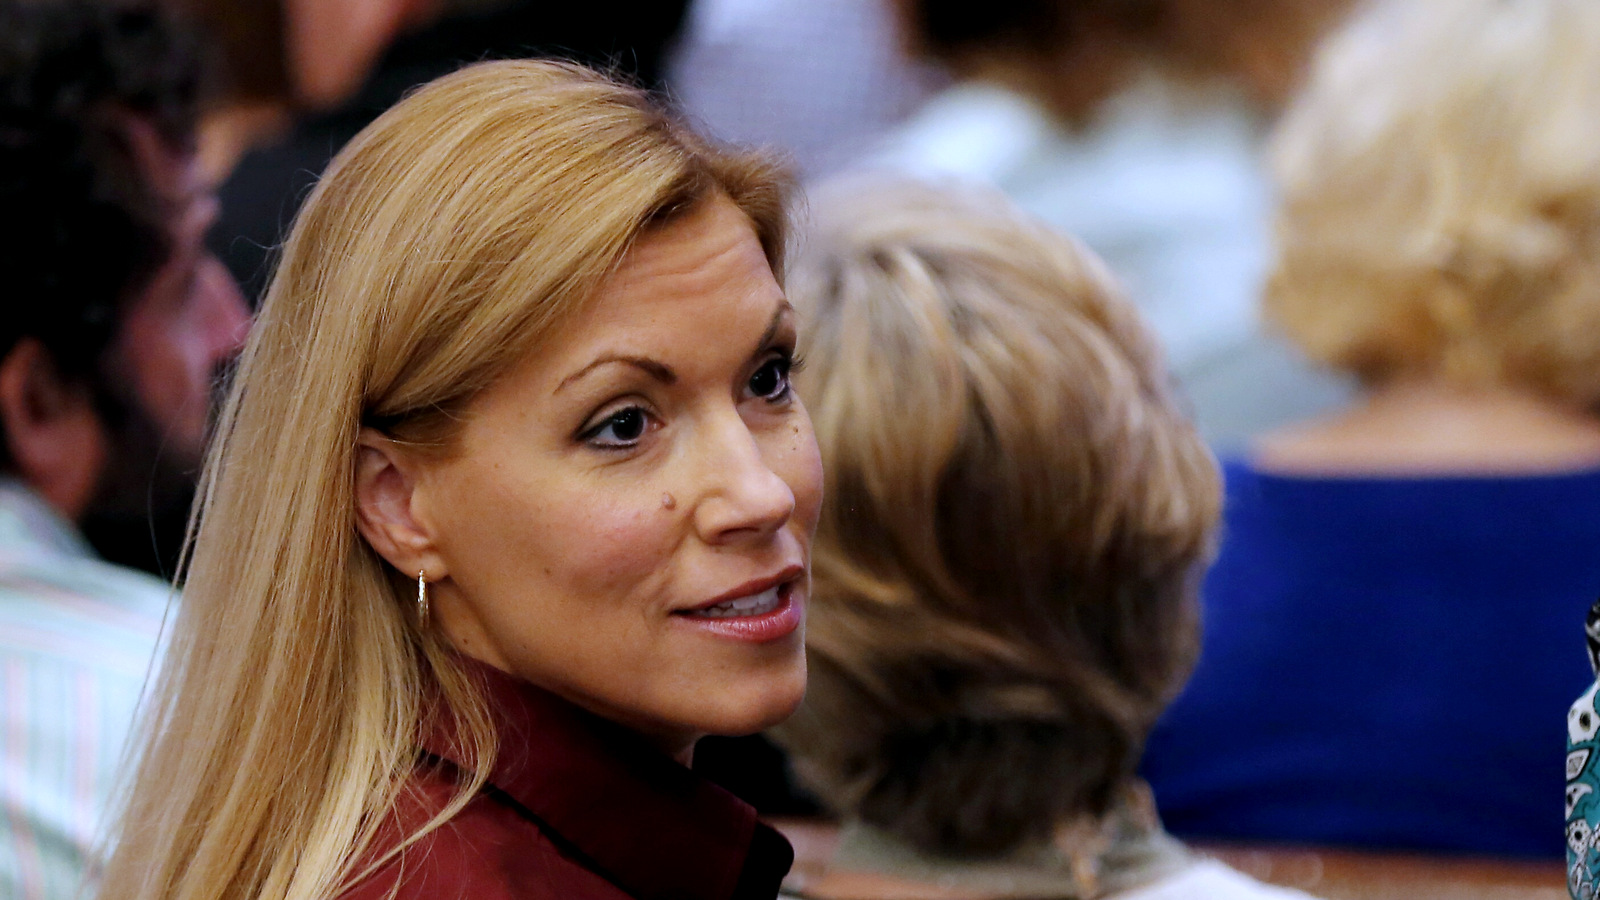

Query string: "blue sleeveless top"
[[1142, 459, 1600, 858]]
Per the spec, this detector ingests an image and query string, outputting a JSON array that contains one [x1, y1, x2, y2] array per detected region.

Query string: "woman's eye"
[[748, 355, 793, 401], [581, 406, 650, 448]]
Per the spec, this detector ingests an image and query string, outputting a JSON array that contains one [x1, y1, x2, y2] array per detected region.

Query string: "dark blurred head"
[[180, 0, 688, 113], [896, 0, 1352, 115], [0, 0, 249, 563]]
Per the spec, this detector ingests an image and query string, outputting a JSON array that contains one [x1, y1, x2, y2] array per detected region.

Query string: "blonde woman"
[[772, 177, 1311, 900], [1142, 0, 1600, 858], [98, 60, 820, 900]]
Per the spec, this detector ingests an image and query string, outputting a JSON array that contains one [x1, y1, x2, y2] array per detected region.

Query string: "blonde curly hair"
[[1266, 0, 1600, 404]]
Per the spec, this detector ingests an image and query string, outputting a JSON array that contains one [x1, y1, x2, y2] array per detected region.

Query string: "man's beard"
[[77, 377, 208, 581]]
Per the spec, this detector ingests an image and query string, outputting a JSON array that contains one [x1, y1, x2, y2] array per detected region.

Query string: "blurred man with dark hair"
[[0, 2, 248, 896]]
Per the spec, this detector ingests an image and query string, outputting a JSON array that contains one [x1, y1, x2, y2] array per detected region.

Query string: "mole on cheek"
[[661, 492, 676, 510]]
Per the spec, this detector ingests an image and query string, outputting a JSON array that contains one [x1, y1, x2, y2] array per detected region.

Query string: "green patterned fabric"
[[1567, 598, 1600, 898]]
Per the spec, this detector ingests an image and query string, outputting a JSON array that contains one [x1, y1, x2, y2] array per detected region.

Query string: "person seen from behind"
[[864, 0, 1356, 448], [1142, 0, 1600, 858], [772, 176, 1313, 899]]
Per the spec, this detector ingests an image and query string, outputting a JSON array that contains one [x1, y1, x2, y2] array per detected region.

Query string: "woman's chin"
[[694, 659, 808, 739]]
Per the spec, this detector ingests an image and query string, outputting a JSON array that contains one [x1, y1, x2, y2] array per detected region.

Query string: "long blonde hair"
[[98, 60, 788, 900]]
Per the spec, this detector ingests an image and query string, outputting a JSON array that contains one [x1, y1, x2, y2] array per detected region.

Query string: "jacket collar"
[[421, 655, 792, 900]]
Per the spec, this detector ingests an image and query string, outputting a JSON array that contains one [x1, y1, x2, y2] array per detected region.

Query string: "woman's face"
[[411, 196, 821, 759]]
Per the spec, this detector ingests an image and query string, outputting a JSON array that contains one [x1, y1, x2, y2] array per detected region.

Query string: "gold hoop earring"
[[416, 570, 430, 627]]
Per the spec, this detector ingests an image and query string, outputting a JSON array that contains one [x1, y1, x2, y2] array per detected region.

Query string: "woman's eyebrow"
[[753, 300, 796, 352], [557, 300, 793, 394], [556, 356, 677, 393]]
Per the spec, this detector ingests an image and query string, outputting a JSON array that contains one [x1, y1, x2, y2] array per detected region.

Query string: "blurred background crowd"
[[3, 0, 1598, 897]]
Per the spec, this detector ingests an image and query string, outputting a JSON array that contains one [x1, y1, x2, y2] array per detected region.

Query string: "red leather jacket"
[[340, 657, 793, 899]]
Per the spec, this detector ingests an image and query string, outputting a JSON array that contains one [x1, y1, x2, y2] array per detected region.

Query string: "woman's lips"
[[674, 581, 802, 643]]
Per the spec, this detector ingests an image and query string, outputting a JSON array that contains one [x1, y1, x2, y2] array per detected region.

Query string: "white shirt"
[[1122, 859, 1321, 900], [666, 0, 934, 177], [0, 480, 171, 900]]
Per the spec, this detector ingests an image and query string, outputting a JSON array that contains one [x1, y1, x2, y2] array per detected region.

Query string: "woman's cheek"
[[781, 413, 825, 537], [558, 491, 683, 594]]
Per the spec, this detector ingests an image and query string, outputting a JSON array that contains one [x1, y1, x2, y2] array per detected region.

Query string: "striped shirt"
[[0, 480, 171, 900]]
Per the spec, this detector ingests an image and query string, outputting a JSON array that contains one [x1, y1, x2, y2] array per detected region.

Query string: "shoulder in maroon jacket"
[[339, 764, 632, 900], [336, 656, 793, 900]]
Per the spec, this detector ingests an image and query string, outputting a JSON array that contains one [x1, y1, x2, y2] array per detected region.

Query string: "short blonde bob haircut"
[[773, 177, 1219, 857], [99, 60, 788, 900], [1267, 0, 1600, 403]]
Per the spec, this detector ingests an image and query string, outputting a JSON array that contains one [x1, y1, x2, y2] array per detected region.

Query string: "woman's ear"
[[353, 428, 448, 579]]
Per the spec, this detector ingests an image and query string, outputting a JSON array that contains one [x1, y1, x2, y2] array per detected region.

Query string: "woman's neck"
[[1253, 379, 1600, 475]]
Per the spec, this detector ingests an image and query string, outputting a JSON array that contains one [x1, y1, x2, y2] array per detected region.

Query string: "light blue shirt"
[[0, 480, 172, 900]]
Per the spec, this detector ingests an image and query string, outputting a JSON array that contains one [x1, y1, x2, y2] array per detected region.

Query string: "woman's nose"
[[691, 415, 796, 545]]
